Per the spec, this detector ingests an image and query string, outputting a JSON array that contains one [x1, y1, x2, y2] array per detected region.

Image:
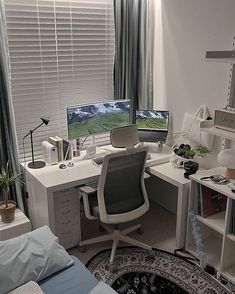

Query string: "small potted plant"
[[0, 162, 22, 223], [170, 144, 209, 167]]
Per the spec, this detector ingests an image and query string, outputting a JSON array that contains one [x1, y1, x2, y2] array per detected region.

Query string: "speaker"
[[86, 145, 96, 159], [41, 141, 58, 165], [214, 109, 235, 132]]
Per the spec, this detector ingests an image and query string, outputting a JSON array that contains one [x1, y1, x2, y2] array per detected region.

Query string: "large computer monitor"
[[67, 100, 130, 140], [136, 110, 169, 143]]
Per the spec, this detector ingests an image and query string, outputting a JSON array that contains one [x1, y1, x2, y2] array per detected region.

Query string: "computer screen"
[[67, 100, 130, 140], [136, 110, 169, 143]]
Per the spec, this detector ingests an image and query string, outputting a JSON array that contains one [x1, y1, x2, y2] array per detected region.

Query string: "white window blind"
[[1, 0, 114, 161]]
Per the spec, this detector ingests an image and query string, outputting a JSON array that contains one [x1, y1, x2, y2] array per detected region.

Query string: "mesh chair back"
[[97, 147, 149, 223]]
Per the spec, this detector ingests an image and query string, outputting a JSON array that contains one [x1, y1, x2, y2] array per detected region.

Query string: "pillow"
[[0, 226, 74, 294]]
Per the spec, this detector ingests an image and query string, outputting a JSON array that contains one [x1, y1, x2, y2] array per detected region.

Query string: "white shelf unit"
[[186, 167, 235, 283], [200, 126, 235, 141]]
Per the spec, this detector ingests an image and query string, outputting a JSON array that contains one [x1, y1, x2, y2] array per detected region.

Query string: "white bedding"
[[89, 281, 118, 294], [8, 281, 44, 294]]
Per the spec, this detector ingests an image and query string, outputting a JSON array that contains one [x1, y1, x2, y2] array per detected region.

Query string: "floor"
[[68, 200, 176, 264]]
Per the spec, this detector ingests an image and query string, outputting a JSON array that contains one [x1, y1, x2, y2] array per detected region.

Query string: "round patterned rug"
[[86, 247, 229, 294]]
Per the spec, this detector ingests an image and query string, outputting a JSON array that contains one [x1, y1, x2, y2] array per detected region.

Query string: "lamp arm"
[[23, 122, 44, 139]]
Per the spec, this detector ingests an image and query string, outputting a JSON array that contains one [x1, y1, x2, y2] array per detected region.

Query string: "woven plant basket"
[[0, 200, 16, 223]]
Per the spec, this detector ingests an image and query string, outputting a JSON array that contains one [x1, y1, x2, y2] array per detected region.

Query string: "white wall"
[[153, 0, 235, 133]]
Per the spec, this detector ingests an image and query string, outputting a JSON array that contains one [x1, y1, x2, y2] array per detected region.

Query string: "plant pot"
[[170, 153, 194, 168], [0, 200, 16, 223]]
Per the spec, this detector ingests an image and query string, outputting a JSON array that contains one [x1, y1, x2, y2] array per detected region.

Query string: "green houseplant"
[[0, 162, 22, 223], [171, 144, 210, 167]]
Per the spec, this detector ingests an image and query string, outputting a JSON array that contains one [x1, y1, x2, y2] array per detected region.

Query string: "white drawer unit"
[[53, 187, 79, 249]]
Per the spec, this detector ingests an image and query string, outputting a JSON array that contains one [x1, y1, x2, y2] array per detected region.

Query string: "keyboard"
[[92, 156, 104, 166]]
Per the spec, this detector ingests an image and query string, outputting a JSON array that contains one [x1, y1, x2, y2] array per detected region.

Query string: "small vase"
[[0, 200, 16, 223]]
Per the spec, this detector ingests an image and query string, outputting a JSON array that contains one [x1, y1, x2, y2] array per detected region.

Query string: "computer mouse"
[[59, 163, 67, 169]]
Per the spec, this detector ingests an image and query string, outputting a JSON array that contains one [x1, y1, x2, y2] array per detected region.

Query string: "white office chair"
[[78, 125, 152, 265]]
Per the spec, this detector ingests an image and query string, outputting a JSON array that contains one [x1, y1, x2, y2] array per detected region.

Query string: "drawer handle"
[[61, 200, 70, 205], [62, 210, 71, 215], [62, 220, 71, 225], [63, 230, 72, 236]]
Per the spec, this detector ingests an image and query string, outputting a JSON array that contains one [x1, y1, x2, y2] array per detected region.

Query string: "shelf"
[[206, 50, 235, 63], [197, 211, 225, 235], [227, 233, 235, 242], [200, 126, 235, 141], [222, 265, 235, 283]]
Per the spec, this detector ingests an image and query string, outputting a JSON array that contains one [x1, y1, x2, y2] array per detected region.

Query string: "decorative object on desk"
[[48, 136, 63, 162], [85, 144, 96, 159], [181, 105, 214, 149], [200, 175, 230, 184], [170, 143, 209, 168], [87, 247, 229, 294], [23, 118, 50, 169], [199, 185, 227, 218], [0, 162, 23, 222], [183, 161, 199, 179], [41, 141, 58, 165], [217, 149, 235, 180]]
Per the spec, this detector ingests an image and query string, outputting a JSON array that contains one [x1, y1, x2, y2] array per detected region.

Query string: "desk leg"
[[78, 193, 81, 243], [175, 184, 189, 248]]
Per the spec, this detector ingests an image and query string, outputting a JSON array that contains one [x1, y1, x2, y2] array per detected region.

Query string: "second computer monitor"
[[136, 110, 169, 143]]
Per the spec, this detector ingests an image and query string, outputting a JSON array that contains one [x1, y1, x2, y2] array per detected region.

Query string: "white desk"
[[148, 162, 191, 249], [23, 144, 193, 249]]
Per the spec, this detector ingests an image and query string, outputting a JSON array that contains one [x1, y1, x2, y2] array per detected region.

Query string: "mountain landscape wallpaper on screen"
[[136, 110, 169, 130], [67, 100, 130, 139]]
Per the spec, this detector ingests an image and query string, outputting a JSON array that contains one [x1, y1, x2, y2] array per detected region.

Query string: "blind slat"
[[3, 0, 114, 161]]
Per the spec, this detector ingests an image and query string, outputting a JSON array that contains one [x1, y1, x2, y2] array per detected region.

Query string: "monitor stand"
[[139, 141, 165, 153]]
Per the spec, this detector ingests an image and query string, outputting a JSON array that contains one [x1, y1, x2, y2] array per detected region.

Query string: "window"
[[1, 0, 114, 161]]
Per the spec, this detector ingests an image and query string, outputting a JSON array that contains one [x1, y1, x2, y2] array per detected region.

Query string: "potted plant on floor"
[[0, 162, 22, 223]]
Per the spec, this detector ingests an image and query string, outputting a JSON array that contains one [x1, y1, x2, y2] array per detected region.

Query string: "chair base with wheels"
[[79, 221, 152, 265]]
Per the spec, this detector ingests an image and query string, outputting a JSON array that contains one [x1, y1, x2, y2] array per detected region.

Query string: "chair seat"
[[88, 192, 144, 218]]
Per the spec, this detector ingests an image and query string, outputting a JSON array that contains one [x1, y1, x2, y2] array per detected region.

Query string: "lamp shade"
[[217, 149, 235, 180]]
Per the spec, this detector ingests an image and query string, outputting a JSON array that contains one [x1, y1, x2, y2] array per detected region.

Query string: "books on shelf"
[[48, 136, 63, 162], [230, 200, 235, 235], [199, 184, 227, 218]]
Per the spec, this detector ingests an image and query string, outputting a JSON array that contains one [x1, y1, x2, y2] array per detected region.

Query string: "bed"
[[39, 256, 98, 294], [0, 226, 116, 294]]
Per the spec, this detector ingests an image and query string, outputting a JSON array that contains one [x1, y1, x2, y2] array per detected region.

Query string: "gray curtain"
[[113, 0, 153, 115], [0, 10, 26, 213]]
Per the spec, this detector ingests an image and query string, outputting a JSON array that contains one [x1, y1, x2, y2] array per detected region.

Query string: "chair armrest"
[[79, 186, 98, 220], [144, 172, 151, 179], [79, 185, 96, 194]]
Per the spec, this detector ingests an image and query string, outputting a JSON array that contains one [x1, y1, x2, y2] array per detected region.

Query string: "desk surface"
[[149, 162, 206, 188], [22, 144, 172, 190]]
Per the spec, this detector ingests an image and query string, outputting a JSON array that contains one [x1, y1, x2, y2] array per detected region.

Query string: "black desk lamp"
[[23, 118, 50, 169]]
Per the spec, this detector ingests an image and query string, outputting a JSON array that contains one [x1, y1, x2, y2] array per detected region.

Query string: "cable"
[[79, 136, 88, 150], [22, 137, 27, 168]]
